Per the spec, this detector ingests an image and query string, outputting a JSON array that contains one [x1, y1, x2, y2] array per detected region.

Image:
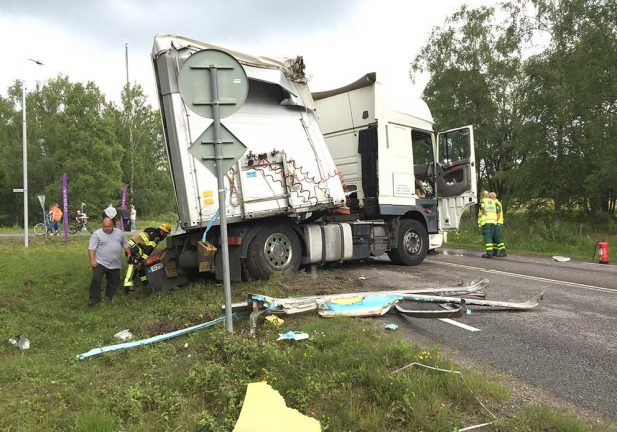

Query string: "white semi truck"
[[151, 34, 477, 282]]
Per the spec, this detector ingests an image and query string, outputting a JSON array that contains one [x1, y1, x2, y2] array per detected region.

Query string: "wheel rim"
[[403, 229, 421, 255], [34, 224, 47, 235], [263, 232, 293, 270]]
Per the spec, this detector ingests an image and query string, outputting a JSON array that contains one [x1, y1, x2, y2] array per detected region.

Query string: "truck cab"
[[313, 73, 477, 250]]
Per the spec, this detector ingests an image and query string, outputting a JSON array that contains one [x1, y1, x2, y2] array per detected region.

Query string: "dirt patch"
[[277, 267, 394, 296], [141, 320, 184, 335]]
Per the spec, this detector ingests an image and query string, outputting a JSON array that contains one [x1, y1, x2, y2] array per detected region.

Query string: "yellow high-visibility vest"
[[481, 198, 497, 224], [495, 199, 504, 225]]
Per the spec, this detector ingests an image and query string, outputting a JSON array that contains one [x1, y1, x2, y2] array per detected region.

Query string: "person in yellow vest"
[[479, 191, 497, 258], [123, 223, 172, 292], [491, 192, 506, 257]]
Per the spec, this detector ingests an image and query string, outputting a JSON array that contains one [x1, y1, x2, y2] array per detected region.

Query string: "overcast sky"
[[0, 0, 494, 107]]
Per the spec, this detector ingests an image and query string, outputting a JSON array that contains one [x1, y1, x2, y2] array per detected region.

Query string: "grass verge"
[[0, 237, 614, 431], [446, 211, 617, 261]]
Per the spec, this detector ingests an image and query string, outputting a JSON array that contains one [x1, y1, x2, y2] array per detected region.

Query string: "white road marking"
[[438, 318, 481, 332], [427, 259, 617, 294]]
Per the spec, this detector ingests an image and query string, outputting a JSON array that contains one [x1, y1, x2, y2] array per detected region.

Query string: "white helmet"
[[105, 207, 117, 219]]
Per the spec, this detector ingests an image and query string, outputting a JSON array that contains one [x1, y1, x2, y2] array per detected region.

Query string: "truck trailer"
[[151, 34, 477, 283]]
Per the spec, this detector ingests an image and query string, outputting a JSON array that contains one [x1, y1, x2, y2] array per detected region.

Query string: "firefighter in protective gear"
[[491, 192, 506, 257], [123, 223, 172, 291], [479, 191, 498, 258]]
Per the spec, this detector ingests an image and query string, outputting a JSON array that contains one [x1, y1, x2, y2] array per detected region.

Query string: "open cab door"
[[435, 125, 477, 231]]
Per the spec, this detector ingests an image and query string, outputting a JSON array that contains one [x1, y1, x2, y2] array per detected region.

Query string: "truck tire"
[[244, 225, 301, 280], [387, 219, 428, 266]]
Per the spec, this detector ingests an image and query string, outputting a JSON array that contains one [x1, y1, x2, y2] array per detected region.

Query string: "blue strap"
[[202, 209, 220, 242], [76, 312, 247, 360]]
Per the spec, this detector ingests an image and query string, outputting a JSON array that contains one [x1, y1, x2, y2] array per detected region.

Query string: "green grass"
[[0, 237, 615, 431], [446, 210, 617, 261]]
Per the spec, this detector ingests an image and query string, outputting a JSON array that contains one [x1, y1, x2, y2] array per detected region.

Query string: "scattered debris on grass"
[[277, 331, 309, 341], [113, 329, 133, 342], [392, 362, 497, 431], [7, 334, 30, 350], [265, 315, 284, 326], [76, 313, 247, 360]]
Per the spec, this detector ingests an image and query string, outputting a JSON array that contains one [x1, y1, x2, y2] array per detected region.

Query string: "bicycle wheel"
[[34, 223, 48, 236], [69, 222, 79, 234], [86, 224, 93, 234]]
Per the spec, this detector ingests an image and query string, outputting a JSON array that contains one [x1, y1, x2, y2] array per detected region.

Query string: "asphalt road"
[[340, 250, 617, 419]]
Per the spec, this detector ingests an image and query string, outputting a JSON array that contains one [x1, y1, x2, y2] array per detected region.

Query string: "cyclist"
[[76, 210, 88, 229]]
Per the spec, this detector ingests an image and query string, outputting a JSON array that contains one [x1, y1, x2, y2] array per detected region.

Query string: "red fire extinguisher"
[[596, 240, 609, 264]]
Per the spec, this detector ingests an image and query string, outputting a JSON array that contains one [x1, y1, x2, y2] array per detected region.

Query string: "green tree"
[[0, 85, 24, 226], [0, 76, 124, 225], [411, 3, 529, 207], [519, 0, 617, 217], [112, 83, 174, 217]]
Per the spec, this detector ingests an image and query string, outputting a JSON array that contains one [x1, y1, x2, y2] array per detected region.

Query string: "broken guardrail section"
[[221, 279, 543, 334]]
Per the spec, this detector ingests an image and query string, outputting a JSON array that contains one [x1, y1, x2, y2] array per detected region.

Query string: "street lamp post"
[[22, 58, 44, 248]]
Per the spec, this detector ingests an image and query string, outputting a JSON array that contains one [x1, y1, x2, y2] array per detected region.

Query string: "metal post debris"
[[76, 312, 246, 360], [392, 362, 498, 431]]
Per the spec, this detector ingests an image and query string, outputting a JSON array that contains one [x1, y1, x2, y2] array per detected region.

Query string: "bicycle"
[[33, 213, 52, 236], [69, 213, 92, 234]]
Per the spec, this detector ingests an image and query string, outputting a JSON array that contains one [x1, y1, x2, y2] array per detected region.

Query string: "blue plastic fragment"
[[277, 331, 309, 341], [322, 295, 403, 312]]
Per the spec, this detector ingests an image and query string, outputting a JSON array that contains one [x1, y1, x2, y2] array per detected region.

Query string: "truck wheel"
[[244, 225, 301, 280], [387, 219, 428, 266]]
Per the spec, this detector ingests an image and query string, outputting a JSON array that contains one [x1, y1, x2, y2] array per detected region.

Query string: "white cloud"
[[0, 0, 496, 107]]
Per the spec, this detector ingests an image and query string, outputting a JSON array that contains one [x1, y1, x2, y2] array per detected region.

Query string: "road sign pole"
[[209, 66, 234, 333], [179, 49, 248, 334]]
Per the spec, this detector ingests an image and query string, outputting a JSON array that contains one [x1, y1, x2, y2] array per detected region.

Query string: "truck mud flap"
[[146, 262, 189, 294]]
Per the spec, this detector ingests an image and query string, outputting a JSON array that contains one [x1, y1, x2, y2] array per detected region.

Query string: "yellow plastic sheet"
[[233, 382, 321, 432], [328, 296, 364, 305]]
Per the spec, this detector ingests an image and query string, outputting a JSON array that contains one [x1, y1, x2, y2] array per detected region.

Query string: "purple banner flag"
[[119, 185, 128, 230], [62, 173, 69, 241]]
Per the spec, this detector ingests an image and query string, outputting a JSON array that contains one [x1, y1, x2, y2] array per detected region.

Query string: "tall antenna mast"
[[125, 35, 129, 86], [125, 35, 135, 201]]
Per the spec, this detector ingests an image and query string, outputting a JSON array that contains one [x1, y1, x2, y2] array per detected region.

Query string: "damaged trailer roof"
[[152, 34, 301, 80]]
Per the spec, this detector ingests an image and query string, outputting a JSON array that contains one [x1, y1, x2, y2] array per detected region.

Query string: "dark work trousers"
[[89, 264, 121, 302]]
